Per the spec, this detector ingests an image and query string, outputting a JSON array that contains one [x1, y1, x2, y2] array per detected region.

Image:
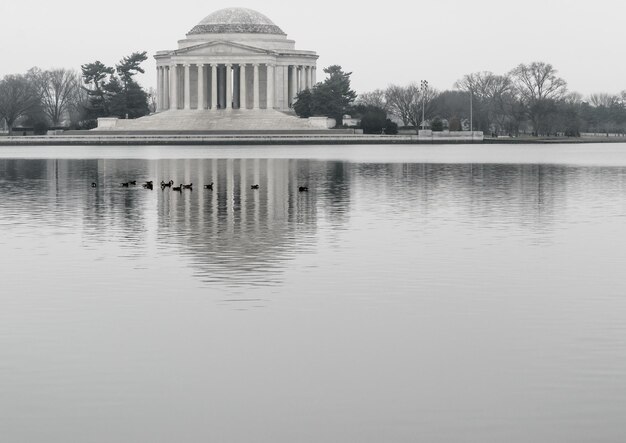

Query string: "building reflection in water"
[[154, 158, 320, 287], [2, 158, 625, 288]]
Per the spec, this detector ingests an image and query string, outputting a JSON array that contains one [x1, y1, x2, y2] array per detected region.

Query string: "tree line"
[[0, 52, 152, 135], [2, 57, 625, 136], [358, 62, 626, 136]]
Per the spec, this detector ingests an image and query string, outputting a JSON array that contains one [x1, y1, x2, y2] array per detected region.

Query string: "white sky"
[[1, 0, 624, 97]]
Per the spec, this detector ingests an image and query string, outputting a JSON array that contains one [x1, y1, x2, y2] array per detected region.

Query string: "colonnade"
[[156, 63, 317, 112]]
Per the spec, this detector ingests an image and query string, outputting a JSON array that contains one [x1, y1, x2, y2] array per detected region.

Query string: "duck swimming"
[[172, 184, 183, 192], [91, 182, 97, 188], [298, 186, 309, 192], [204, 183, 214, 190], [183, 183, 193, 190], [251, 184, 260, 190]]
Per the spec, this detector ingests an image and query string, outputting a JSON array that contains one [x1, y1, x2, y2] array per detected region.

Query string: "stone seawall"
[[0, 134, 485, 146]]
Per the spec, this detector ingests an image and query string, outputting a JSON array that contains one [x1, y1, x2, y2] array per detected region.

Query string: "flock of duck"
[[90, 180, 309, 193]]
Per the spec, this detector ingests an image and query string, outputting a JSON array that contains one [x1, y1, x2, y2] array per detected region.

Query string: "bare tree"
[[385, 83, 438, 129], [0, 74, 39, 135], [455, 71, 514, 133], [564, 92, 583, 105], [511, 62, 567, 102], [68, 76, 90, 128], [588, 93, 620, 108], [356, 89, 387, 111], [385, 84, 416, 126], [510, 62, 567, 135], [28, 68, 81, 126]]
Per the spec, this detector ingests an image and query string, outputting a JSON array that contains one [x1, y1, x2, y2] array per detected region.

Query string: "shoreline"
[[0, 134, 624, 147]]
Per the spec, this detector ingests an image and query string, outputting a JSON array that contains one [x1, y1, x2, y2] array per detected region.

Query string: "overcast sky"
[[1, 0, 624, 96]]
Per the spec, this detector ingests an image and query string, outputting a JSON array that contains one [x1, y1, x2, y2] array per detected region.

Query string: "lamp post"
[[470, 90, 473, 133], [420, 80, 428, 130]]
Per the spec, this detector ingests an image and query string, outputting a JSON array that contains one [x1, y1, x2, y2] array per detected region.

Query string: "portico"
[[156, 61, 316, 112]]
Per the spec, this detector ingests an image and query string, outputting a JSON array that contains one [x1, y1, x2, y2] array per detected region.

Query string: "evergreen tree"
[[81, 52, 149, 120], [293, 89, 314, 118], [115, 52, 150, 118], [81, 61, 114, 118], [318, 65, 357, 126], [293, 65, 357, 126]]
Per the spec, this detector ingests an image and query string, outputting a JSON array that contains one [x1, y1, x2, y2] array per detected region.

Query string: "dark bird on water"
[[172, 184, 183, 192], [161, 180, 174, 188], [183, 183, 193, 190], [91, 182, 97, 188], [251, 184, 260, 190], [121, 182, 130, 187], [143, 182, 154, 190], [129, 180, 137, 185], [299, 186, 309, 192], [204, 182, 214, 190]]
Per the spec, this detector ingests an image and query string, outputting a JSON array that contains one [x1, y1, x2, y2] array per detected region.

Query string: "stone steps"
[[102, 109, 318, 131]]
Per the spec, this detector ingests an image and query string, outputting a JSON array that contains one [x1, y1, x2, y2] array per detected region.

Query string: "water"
[[1, 144, 626, 443]]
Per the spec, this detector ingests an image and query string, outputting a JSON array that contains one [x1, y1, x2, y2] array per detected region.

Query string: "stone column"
[[233, 66, 240, 109], [163, 67, 170, 110], [253, 64, 260, 110], [283, 66, 289, 110], [162, 67, 166, 109], [299, 66, 305, 92], [267, 64, 275, 110], [240, 64, 247, 110], [226, 64, 233, 110], [183, 64, 191, 110], [211, 64, 218, 110], [170, 64, 178, 110], [197, 64, 205, 110], [290, 65, 298, 105], [156, 67, 162, 111], [312, 66, 317, 86]]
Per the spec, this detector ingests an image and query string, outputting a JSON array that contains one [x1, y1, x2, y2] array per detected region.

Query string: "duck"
[[251, 184, 260, 190], [204, 182, 214, 190], [161, 180, 174, 188], [144, 181, 153, 186], [91, 182, 97, 188], [121, 182, 130, 187], [172, 184, 183, 192], [298, 186, 309, 192], [183, 183, 193, 190], [129, 180, 137, 186], [143, 182, 154, 190]]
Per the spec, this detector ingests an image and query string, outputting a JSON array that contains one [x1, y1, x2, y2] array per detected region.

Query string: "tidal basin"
[[1, 144, 626, 442]]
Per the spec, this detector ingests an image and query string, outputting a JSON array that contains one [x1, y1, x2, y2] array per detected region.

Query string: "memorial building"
[[98, 7, 325, 131], [156, 7, 318, 112]]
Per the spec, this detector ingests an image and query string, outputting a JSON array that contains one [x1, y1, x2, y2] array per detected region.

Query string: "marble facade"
[[154, 8, 318, 113]]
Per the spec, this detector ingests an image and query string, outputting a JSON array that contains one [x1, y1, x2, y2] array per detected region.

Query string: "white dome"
[[189, 8, 285, 35]]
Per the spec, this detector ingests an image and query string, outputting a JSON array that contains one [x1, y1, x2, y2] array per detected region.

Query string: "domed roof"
[[189, 7, 285, 35]]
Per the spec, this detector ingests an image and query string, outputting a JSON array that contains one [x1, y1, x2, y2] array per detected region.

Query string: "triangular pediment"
[[174, 41, 275, 56]]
